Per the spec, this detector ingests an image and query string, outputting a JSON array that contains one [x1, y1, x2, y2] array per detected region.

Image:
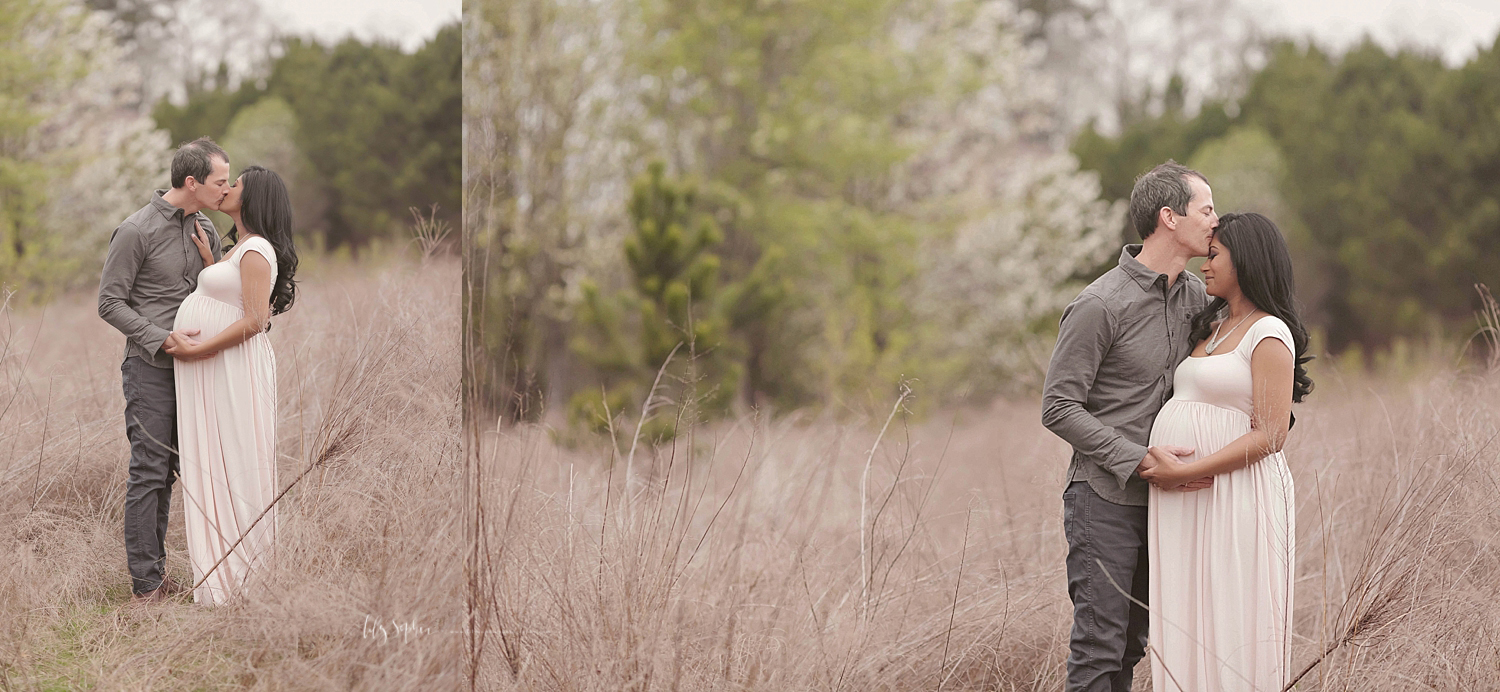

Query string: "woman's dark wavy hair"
[[229, 165, 298, 319], [1190, 212, 1314, 418]]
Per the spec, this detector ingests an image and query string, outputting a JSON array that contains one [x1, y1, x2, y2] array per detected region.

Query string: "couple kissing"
[[98, 137, 300, 606]]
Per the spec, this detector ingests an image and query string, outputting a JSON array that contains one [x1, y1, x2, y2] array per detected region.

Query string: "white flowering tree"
[[84, 0, 274, 110], [895, 0, 1123, 394], [2, 0, 171, 297]]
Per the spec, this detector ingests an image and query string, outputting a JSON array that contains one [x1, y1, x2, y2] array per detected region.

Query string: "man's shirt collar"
[[1118, 244, 1195, 293], [151, 189, 188, 221]]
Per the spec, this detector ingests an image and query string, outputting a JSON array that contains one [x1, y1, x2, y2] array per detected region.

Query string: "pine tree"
[[569, 162, 738, 439]]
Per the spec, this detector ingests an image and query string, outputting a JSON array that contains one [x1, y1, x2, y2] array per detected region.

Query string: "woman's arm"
[[167, 248, 273, 360], [1141, 337, 1295, 489]]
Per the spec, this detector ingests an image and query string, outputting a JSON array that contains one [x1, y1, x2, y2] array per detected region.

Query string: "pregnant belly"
[[173, 293, 243, 336], [1149, 399, 1251, 463]]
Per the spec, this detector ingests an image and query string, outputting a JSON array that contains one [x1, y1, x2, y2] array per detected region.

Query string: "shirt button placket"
[[1161, 276, 1173, 372], [183, 217, 193, 283]]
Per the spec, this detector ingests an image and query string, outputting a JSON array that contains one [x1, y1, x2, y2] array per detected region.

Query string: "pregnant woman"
[[1139, 212, 1313, 690], [168, 165, 299, 605]]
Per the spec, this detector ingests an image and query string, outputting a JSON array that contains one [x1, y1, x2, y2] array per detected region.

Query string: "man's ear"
[[184, 176, 198, 192], [1159, 206, 1176, 231]]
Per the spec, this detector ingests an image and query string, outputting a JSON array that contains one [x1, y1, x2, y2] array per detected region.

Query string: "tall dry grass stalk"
[[0, 257, 462, 690], [466, 354, 1500, 690], [410, 205, 454, 264]]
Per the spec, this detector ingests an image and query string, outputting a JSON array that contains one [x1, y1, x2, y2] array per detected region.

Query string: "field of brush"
[[0, 256, 463, 689], [469, 365, 1500, 689], [4, 256, 1498, 690]]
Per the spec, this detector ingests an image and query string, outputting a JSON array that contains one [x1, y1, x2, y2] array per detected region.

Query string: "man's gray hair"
[[170, 137, 228, 189], [1128, 160, 1207, 240]]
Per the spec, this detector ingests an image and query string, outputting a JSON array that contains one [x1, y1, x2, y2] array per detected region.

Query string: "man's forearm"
[[1042, 399, 1148, 487], [1041, 295, 1146, 486], [98, 226, 168, 355], [98, 297, 169, 354]]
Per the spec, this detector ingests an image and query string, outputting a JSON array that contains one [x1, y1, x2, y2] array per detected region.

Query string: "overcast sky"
[[248, 0, 1496, 64], [257, 0, 459, 52], [1251, 0, 1500, 65]]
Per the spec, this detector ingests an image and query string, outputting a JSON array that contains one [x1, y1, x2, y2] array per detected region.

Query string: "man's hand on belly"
[[1137, 445, 1193, 474], [1141, 445, 1215, 491], [163, 329, 208, 360]]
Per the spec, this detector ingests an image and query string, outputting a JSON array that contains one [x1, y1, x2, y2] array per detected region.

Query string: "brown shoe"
[[130, 586, 169, 605], [160, 575, 189, 597]]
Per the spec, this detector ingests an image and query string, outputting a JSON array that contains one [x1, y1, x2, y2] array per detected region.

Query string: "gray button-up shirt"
[[1041, 245, 1209, 506], [98, 190, 223, 369]]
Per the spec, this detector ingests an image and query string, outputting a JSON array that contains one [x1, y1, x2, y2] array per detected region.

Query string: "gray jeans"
[[121, 356, 177, 594], [1063, 480, 1149, 692]]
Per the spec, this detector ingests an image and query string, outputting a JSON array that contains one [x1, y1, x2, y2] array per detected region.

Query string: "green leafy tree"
[[266, 28, 461, 248], [203, 96, 326, 241], [569, 163, 738, 438], [1432, 35, 1500, 326], [463, 0, 630, 424], [1186, 126, 1325, 331], [634, 0, 931, 411], [151, 66, 262, 147], [0, 0, 74, 279], [152, 25, 460, 249], [1240, 41, 1450, 350]]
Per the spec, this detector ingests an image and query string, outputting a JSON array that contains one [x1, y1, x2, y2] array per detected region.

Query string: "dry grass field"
[[4, 256, 1498, 690], [467, 361, 1500, 690], [0, 256, 464, 690]]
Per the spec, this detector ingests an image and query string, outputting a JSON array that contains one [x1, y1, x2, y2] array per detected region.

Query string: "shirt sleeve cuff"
[[139, 325, 172, 356], [1105, 441, 1149, 490]]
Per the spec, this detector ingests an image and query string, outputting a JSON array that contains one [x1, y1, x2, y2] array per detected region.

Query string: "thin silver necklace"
[[1204, 311, 1255, 354]]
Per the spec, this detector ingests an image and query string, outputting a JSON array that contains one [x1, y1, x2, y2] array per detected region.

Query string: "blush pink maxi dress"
[[1147, 315, 1297, 691], [173, 236, 278, 605]]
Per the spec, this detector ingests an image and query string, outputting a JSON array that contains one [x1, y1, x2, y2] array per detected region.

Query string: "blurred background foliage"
[[467, 0, 1123, 428], [0, 0, 458, 301], [1074, 38, 1500, 355], [154, 28, 461, 250], [467, 0, 1499, 432]]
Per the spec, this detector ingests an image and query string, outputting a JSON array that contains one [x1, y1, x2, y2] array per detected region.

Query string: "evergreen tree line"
[[154, 24, 461, 250], [1073, 37, 1500, 356]]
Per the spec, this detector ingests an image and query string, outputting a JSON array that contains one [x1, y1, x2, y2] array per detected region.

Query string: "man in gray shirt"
[[1041, 161, 1218, 690], [99, 137, 229, 603]]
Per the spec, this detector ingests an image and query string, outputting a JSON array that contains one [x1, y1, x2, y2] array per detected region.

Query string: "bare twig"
[[625, 341, 682, 494], [860, 381, 913, 614], [937, 506, 972, 689]]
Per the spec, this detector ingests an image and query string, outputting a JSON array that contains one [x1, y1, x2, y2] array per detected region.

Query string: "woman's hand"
[[191, 219, 215, 268]]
